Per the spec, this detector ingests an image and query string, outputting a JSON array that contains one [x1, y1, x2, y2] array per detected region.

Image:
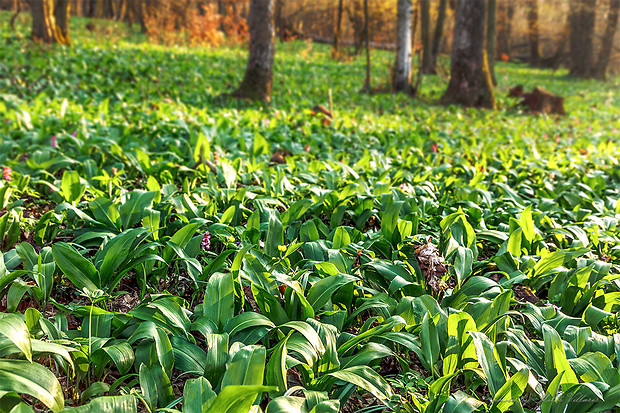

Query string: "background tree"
[[486, 0, 497, 84], [569, 0, 597, 77], [393, 0, 413, 93], [333, 0, 345, 57], [594, 0, 620, 80], [429, 0, 448, 74], [527, 0, 541, 66], [497, 0, 514, 58], [29, 0, 71, 44], [232, 0, 275, 102], [441, 0, 494, 109], [420, 0, 433, 74]]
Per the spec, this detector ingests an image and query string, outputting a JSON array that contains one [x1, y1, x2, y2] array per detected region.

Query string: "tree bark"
[[55, 0, 71, 44], [333, 0, 344, 57], [441, 0, 494, 109], [594, 0, 620, 80], [393, 0, 413, 93], [30, 0, 70, 44], [429, 0, 448, 73], [420, 0, 433, 73], [487, 0, 497, 85], [569, 0, 597, 77], [527, 0, 541, 66], [233, 0, 275, 102]]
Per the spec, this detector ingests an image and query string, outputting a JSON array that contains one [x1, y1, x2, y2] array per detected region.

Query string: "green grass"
[[1, 12, 620, 413]]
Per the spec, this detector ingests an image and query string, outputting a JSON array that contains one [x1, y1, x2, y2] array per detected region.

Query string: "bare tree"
[[233, 0, 275, 101], [393, 0, 413, 93], [441, 0, 494, 109]]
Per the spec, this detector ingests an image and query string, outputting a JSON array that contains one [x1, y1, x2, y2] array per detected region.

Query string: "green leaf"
[[328, 365, 393, 401], [65, 395, 136, 413], [0, 314, 32, 362], [205, 385, 276, 413], [60, 170, 85, 206], [203, 272, 235, 332], [307, 274, 358, 311], [0, 359, 64, 412], [470, 331, 506, 396], [52, 242, 100, 293], [182, 377, 217, 413], [542, 324, 579, 385], [490, 368, 528, 412], [221, 345, 266, 389]]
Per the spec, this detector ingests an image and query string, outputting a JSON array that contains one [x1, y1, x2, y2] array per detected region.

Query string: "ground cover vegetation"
[[1, 9, 620, 413]]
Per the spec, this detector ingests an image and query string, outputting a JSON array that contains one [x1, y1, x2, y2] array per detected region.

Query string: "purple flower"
[[72, 131, 77, 137], [201, 231, 211, 250], [51, 136, 57, 147]]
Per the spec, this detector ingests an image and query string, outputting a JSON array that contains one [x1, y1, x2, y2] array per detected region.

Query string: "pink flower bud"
[[51, 136, 57, 147]]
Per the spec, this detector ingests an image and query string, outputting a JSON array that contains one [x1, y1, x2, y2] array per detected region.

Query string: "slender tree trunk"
[[55, 0, 71, 44], [420, 0, 433, 73], [363, 0, 371, 91], [527, 0, 541, 66], [274, 0, 284, 40], [393, 0, 413, 93], [10, 0, 21, 31], [487, 0, 497, 85], [233, 0, 275, 102], [333, 0, 344, 57], [594, 0, 620, 80], [429, 0, 448, 73], [441, 0, 494, 109], [569, 0, 597, 77]]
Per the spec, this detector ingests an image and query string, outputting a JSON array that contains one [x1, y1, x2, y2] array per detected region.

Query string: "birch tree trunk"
[[233, 0, 275, 102], [393, 0, 413, 93], [441, 0, 494, 109]]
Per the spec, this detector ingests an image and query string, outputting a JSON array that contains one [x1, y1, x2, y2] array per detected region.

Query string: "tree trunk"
[[363, 0, 371, 91], [498, 0, 514, 57], [594, 0, 620, 80], [54, 0, 71, 44], [274, 0, 284, 40], [420, 0, 433, 73], [569, 0, 597, 77], [527, 0, 541, 66], [333, 0, 344, 57], [393, 0, 413, 93], [487, 0, 497, 85], [429, 0, 448, 73], [233, 0, 275, 102], [30, 0, 70, 44], [440, 0, 494, 109]]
